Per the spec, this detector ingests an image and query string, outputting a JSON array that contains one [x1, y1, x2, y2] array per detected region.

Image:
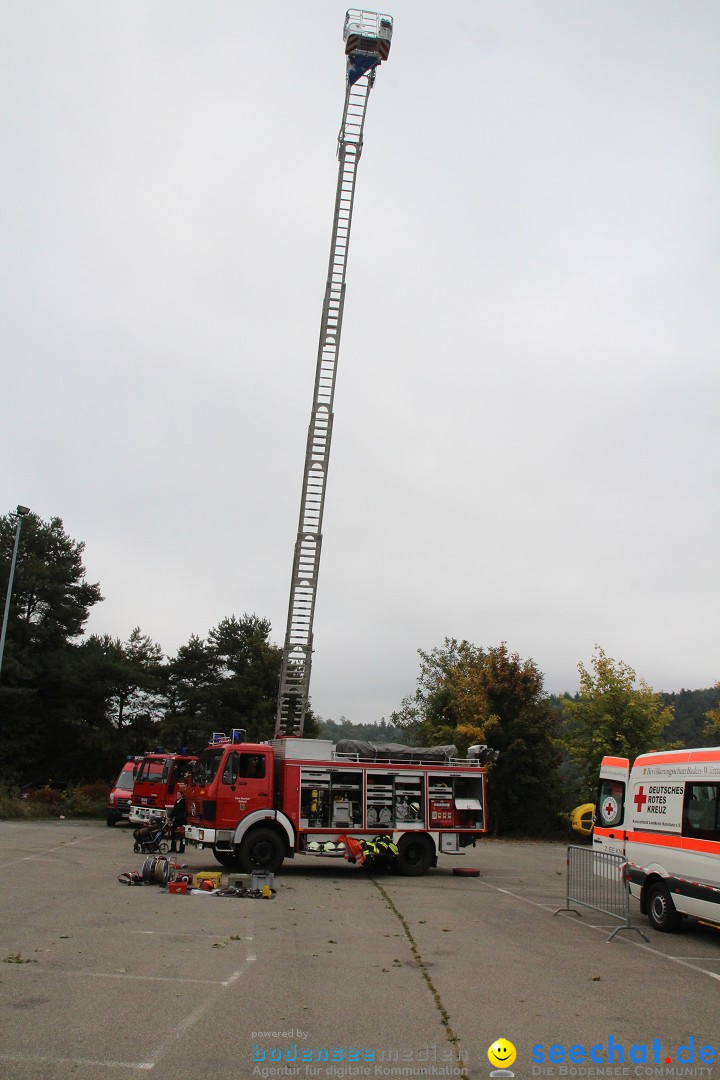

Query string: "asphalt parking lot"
[[1, 820, 719, 1080]]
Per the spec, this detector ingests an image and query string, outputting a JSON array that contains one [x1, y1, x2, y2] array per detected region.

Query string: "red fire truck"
[[180, 20, 497, 878], [129, 751, 197, 826], [183, 731, 496, 876]]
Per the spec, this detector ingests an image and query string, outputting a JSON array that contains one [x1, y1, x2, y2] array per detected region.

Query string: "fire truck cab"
[[129, 750, 198, 826], [594, 748, 720, 932], [184, 733, 494, 876]]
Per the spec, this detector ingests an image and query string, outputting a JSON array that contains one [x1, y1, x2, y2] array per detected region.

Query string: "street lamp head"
[[15, 505, 30, 516]]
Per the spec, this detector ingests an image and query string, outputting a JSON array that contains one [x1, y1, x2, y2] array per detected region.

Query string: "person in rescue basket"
[[168, 785, 187, 854]]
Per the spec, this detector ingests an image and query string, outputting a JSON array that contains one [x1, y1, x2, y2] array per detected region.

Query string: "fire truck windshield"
[[137, 759, 167, 783], [195, 748, 225, 785], [116, 771, 135, 792]]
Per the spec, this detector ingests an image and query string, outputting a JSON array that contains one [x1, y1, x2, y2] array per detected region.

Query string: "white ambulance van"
[[594, 748, 720, 933]]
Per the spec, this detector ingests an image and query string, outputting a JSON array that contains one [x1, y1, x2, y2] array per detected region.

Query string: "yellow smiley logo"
[[488, 1039, 517, 1069]]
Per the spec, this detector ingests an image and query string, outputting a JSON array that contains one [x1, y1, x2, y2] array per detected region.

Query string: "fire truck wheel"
[[212, 846, 239, 867], [238, 827, 285, 874], [396, 834, 434, 876], [646, 880, 682, 933]]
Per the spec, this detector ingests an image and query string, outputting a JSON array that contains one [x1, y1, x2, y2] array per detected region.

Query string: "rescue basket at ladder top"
[[344, 8, 393, 85]]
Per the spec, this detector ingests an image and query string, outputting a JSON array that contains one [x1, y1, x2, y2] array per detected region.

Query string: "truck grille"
[[191, 799, 216, 823]]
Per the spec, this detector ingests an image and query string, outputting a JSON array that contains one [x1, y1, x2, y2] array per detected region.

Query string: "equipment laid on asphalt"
[[193, 871, 222, 890], [116, 858, 276, 898], [142, 854, 171, 885], [117, 871, 145, 886]]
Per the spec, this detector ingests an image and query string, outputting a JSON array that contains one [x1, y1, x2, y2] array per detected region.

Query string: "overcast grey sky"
[[2, 1, 718, 723]]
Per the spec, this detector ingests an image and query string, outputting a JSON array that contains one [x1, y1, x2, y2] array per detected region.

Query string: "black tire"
[[396, 834, 435, 877], [106, 814, 119, 827], [213, 846, 240, 868], [647, 880, 682, 933], [237, 827, 285, 874]]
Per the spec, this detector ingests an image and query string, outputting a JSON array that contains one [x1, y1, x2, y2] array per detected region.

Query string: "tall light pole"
[[0, 504, 31, 680]]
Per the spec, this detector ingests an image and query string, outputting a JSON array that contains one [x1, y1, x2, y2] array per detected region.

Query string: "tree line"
[[0, 511, 315, 789], [1, 510, 718, 836], [386, 641, 720, 836]]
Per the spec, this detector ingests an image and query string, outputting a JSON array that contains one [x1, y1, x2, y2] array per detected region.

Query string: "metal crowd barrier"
[[554, 844, 648, 942]]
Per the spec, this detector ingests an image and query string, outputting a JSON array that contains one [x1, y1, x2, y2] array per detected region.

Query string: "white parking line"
[[148, 958, 252, 1065], [0, 834, 93, 869], [89, 926, 254, 941], [478, 877, 720, 984], [0, 928, 256, 1071], [0, 1053, 153, 1072], [629, 942, 720, 983], [670, 955, 720, 961], [61, 969, 241, 986]]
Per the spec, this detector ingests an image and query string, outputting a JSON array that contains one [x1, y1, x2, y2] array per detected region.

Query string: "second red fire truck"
[[129, 751, 197, 826]]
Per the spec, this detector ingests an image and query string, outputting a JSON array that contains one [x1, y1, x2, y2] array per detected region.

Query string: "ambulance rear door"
[[593, 756, 629, 858]]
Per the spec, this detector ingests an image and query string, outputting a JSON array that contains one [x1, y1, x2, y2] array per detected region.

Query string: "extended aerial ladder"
[[275, 10, 393, 737]]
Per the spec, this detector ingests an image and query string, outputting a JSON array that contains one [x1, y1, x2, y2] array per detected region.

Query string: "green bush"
[[0, 783, 108, 820], [0, 790, 44, 819], [79, 783, 110, 804], [60, 785, 107, 818], [27, 786, 62, 808]]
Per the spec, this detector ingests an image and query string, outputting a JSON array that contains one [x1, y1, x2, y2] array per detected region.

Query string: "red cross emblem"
[[634, 785, 647, 813]]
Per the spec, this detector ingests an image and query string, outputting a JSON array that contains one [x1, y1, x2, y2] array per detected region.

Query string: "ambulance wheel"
[[213, 846, 239, 867], [647, 881, 681, 933], [396, 834, 434, 876], [238, 828, 284, 874]]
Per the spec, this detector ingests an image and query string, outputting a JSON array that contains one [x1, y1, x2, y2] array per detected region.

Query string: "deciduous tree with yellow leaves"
[[703, 683, 720, 742], [563, 646, 674, 794], [392, 639, 562, 836]]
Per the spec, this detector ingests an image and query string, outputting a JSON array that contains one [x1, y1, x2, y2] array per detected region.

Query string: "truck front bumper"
[[129, 806, 164, 826], [183, 825, 233, 848]]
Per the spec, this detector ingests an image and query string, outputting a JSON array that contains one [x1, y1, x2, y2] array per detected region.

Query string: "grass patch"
[[0, 784, 109, 821]]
